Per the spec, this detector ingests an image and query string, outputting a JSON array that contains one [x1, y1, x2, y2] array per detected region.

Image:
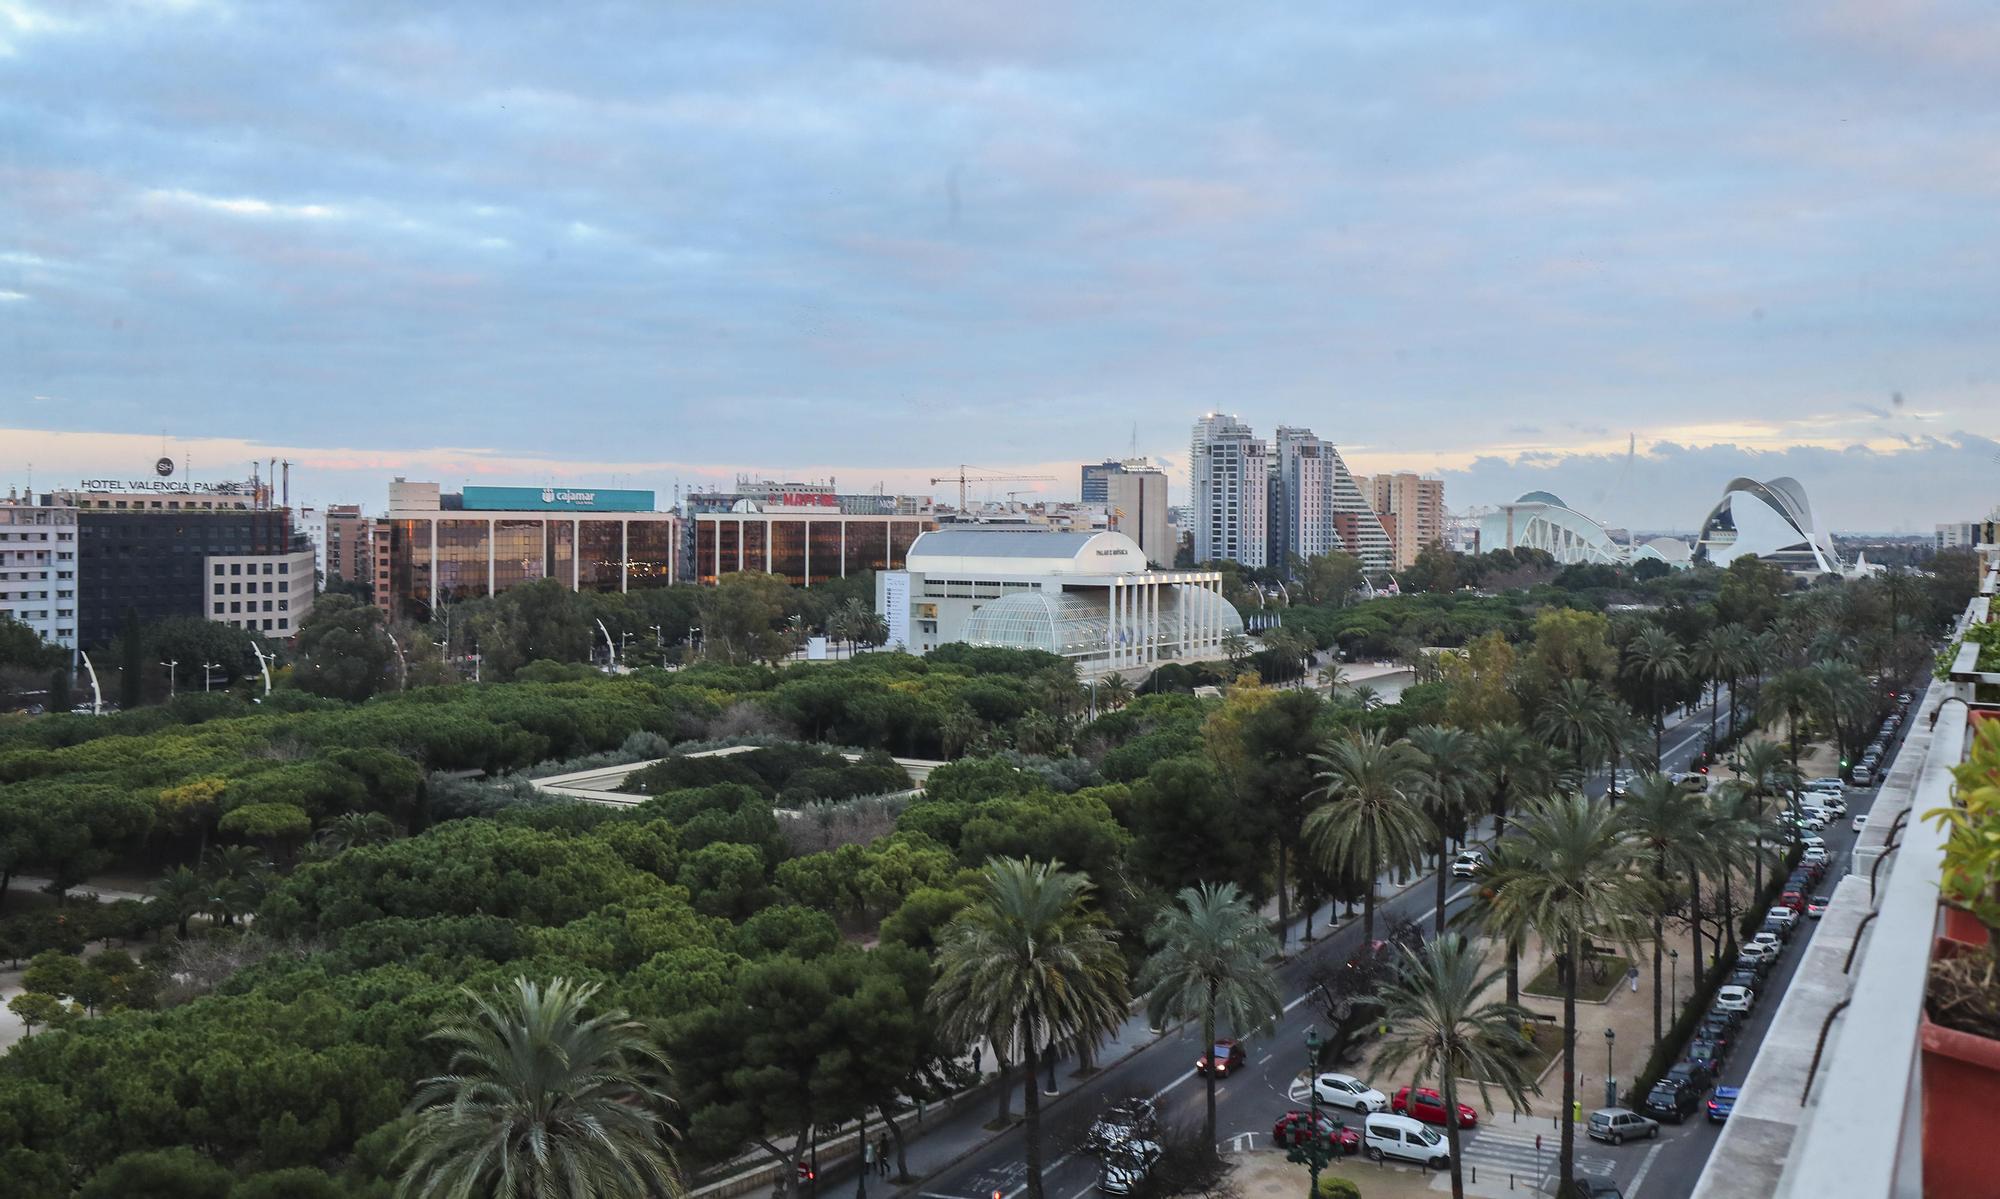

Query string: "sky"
[[2, 0, 1996, 532]]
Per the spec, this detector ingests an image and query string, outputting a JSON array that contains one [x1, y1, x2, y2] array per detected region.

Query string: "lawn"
[[1523, 953, 1632, 1004]]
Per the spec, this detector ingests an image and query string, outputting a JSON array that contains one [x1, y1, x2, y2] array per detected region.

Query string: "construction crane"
[[929, 465, 1055, 512]]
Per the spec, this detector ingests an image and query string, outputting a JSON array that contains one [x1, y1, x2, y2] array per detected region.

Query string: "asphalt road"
[[913, 692, 1743, 1199]]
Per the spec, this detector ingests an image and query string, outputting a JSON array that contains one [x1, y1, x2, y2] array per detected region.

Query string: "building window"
[[230, 563, 241, 575], [278, 581, 288, 593], [230, 602, 241, 613], [278, 562, 289, 574], [214, 603, 224, 614], [263, 619, 273, 630], [214, 583, 224, 595]]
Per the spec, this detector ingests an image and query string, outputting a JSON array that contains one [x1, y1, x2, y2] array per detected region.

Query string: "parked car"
[[1586, 1107, 1659, 1145], [1686, 1037, 1726, 1069], [1272, 1109, 1360, 1156], [1392, 1086, 1478, 1128], [1766, 906, 1799, 931], [1671, 771, 1709, 793], [1793, 831, 1826, 850], [1087, 1098, 1159, 1151], [1705, 1002, 1745, 1032], [1853, 813, 1869, 832], [1567, 1179, 1626, 1199], [1816, 796, 1847, 816], [1695, 1018, 1735, 1057], [1802, 846, 1829, 865], [1314, 1073, 1388, 1113], [1196, 1040, 1246, 1077], [1450, 850, 1484, 879], [1714, 985, 1755, 1013], [1808, 896, 1830, 919], [1804, 777, 1844, 793], [1853, 764, 1874, 785], [1748, 932, 1784, 955], [1362, 1114, 1451, 1169], [1734, 953, 1773, 980], [1707, 1086, 1740, 1123], [1642, 1079, 1701, 1123], [1667, 1060, 1715, 1092], [1727, 965, 1760, 991], [1778, 891, 1807, 913]]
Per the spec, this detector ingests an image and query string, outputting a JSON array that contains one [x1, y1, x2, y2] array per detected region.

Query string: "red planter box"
[[1922, 938, 2000, 1198]]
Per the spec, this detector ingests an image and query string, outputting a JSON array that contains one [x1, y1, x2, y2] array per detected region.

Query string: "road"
[[910, 690, 1740, 1199]]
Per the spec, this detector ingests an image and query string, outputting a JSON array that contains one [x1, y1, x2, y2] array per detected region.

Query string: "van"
[[1364, 1113, 1451, 1169]]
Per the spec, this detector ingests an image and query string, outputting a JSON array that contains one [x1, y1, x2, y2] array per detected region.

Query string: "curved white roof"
[[1696, 477, 1840, 574], [904, 529, 1148, 576]]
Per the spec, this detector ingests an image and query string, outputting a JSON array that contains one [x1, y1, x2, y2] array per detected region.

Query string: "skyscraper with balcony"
[[1269, 426, 1392, 575], [1189, 414, 1268, 567]]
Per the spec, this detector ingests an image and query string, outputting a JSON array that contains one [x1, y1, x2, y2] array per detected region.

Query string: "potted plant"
[[1921, 719, 2000, 1195]]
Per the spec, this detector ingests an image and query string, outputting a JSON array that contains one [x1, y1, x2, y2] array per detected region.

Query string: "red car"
[[1778, 891, 1806, 913], [1272, 1110, 1360, 1156], [1197, 1040, 1246, 1077], [1392, 1086, 1478, 1128]]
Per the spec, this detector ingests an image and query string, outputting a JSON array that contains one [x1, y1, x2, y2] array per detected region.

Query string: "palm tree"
[[1533, 679, 1609, 778], [1318, 661, 1350, 694], [1374, 935, 1539, 1199], [1702, 784, 1770, 954], [1761, 669, 1823, 774], [316, 811, 397, 855], [1097, 673, 1134, 712], [1405, 725, 1487, 937], [1220, 632, 1254, 674], [930, 859, 1129, 1199], [1809, 658, 1872, 772], [395, 976, 683, 1199], [149, 866, 208, 940], [1716, 624, 1752, 736], [1732, 738, 1793, 899], [1479, 793, 1653, 1197], [1139, 883, 1282, 1149], [1618, 775, 1703, 1042], [1621, 626, 1687, 767], [1306, 731, 1436, 947], [1476, 724, 1547, 840], [1690, 629, 1734, 750]]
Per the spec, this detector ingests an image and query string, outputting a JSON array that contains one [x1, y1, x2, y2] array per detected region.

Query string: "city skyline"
[[6, 2, 1997, 529]]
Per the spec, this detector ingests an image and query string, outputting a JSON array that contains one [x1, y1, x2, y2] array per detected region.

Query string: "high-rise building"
[[1267, 427, 1392, 575], [0, 491, 80, 658], [324, 504, 374, 588], [1080, 460, 1123, 505], [1104, 461, 1171, 567], [1358, 472, 1447, 570], [1189, 414, 1268, 567]]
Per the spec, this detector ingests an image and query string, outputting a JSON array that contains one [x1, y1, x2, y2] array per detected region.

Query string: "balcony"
[[1694, 550, 2000, 1198]]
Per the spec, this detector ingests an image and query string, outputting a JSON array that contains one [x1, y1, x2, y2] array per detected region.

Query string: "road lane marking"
[[999, 1152, 1074, 1199], [1626, 1141, 1664, 1198], [1280, 885, 1472, 1016]]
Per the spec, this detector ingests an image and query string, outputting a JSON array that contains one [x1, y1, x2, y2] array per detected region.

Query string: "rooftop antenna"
[[281, 459, 291, 509]]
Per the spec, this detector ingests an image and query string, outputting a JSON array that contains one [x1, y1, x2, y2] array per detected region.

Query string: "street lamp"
[[1604, 1028, 1617, 1108], [1669, 948, 1680, 1011], [200, 661, 222, 693], [159, 659, 178, 701], [1283, 1026, 1336, 1199]]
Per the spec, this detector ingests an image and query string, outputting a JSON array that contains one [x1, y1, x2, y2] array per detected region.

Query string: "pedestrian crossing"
[[1456, 1127, 1616, 1181]]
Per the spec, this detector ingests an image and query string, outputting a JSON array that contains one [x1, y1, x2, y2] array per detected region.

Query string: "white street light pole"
[[248, 644, 274, 697], [160, 659, 179, 701], [200, 661, 222, 693]]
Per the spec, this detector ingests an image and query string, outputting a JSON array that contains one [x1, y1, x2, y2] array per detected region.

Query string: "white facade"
[[1190, 413, 1268, 567], [0, 497, 80, 657], [876, 529, 1241, 678], [205, 547, 317, 638], [1272, 426, 1338, 562]]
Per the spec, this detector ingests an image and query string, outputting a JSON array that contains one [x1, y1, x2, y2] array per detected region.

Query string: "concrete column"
[[428, 518, 438, 611], [1105, 581, 1118, 672], [487, 519, 495, 596], [621, 520, 629, 593], [571, 519, 580, 589], [803, 519, 811, 588], [840, 520, 847, 578]]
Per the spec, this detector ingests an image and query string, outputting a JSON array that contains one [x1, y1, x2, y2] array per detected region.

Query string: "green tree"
[[699, 573, 795, 666], [1478, 794, 1651, 1196], [1138, 883, 1282, 1147], [1732, 738, 1792, 897], [1621, 626, 1686, 767], [1373, 935, 1538, 1199], [929, 859, 1129, 1199], [1305, 730, 1435, 946], [79, 1147, 234, 1199], [1689, 628, 1734, 750], [1404, 725, 1486, 937], [1532, 679, 1612, 778], [1618, 774, 1703, 1042], [293, 595, 393, 702], [1761, 668, 1821, 774], [6, 992, 64, 1038], [149, 866, 210, 940], [394, 976, 684, 1199]]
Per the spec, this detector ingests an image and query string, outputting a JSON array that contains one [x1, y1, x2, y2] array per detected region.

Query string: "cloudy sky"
[[3, 1, 1995, 531]]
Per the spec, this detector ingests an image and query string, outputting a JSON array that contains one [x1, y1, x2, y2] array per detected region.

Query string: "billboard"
[[461, 486, 656, 513]]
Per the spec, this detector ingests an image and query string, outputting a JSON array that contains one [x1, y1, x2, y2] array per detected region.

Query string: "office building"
[[372, 480, 679, 622], [875, 529, 1240, 678], [38, 483, 302, 649], [694, 500, 937, 586], [205, 547, 317, 637], [1359, 472, 1447, 570], [324, 504, 373, 588], [0, 492, 80, 657], [1096, 459, 1171, 567], [1189, 413, 1269, 567], [1080, 460, 1123, 506]]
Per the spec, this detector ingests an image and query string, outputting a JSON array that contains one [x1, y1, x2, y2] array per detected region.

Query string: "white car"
[[1450, 850, 1484, 879], [1765, 906, 1799, 930], [1794, 832, 1825, 850], [1802, 846, 1829, 864], [1853, 765, 1875, 785], [1804, 777, 1844, 793], [1853, 813, 1869, 832], [1363, 1113, 1451, 1169], [1739, 940, 1780, 964], [1715, 985, 1755, 1013], [1315, 1072, 1389, 1113]]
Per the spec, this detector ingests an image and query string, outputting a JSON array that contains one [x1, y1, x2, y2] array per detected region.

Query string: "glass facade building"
[[694, 513, 938, 586], [374, 507, 680, 622]]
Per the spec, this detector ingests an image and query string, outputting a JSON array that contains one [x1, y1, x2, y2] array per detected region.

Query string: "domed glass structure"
[[959, 582, 1245, 665]]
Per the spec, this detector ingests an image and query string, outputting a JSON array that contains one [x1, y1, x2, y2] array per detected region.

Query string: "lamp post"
[[200, 661, 221, 693], [1604, 1028, 1617, 1108], [1669, 948, 1680, 1012], [1283, 1026, 1336, 1199], [160, 659, 178, 701]]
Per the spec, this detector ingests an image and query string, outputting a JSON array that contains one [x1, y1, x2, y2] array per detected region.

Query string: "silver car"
[[1587, 1107, 1659, 1145]]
